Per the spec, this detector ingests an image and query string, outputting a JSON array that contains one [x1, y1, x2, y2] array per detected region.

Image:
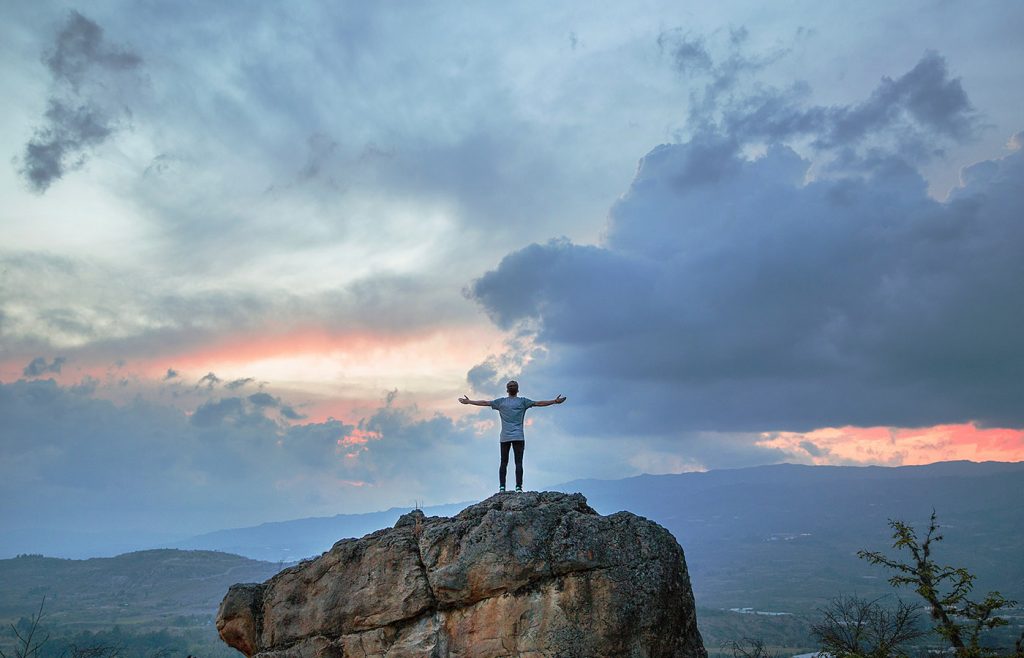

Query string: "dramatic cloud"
[[2, 4, 1022, 556], [470, 54, 1024, 441], [19, 10, 141, 192]]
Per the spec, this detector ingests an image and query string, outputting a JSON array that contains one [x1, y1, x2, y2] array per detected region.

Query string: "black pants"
[[499, 440, 525, 488]]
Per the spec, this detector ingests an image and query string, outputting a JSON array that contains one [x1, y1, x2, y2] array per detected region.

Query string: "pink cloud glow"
[[336, 428, 382, 461], [758, 423, 1024, 466], [337, 428, 380, 448]]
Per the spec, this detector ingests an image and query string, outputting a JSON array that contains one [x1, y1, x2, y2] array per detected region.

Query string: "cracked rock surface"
[[217, 491, 706, 658]]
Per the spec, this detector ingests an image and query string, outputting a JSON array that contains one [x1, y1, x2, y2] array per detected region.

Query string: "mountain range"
[[173, 459, 1024, 610], [3, 460, 1022, 655]]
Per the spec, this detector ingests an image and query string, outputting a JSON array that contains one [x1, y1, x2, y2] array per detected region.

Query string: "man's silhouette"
[[460, 380, 566, 492]]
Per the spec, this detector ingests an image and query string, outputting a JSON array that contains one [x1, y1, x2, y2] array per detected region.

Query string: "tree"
[[810, 595, 925, 658], [62, 645, 121, 658], [0, 599, 48, 658], [729, 637, 781, 658], [858, 511, 1017, 658]]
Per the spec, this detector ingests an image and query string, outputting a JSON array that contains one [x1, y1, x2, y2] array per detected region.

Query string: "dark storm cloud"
[[22, 356, 66, 376], [469, 55, 1024, 437], [19, 10, 141, 192]]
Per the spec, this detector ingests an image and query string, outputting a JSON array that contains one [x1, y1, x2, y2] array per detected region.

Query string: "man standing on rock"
[[459, 380, 566, 493]]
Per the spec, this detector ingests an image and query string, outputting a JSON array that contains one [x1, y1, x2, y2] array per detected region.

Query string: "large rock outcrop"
[[217, 491, 706, 658]]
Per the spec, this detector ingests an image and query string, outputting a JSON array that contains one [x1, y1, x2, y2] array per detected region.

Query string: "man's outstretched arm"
[[533, 395, 567, 407], [459, 395, 492, 407]]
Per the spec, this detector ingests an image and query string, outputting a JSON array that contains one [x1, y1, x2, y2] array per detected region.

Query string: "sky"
[[1, 1, 1023, 557]]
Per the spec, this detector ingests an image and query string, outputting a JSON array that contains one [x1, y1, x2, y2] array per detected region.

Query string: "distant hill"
[[5, 460, 1020, 641], [551, 460, 1024, 610], [2, 461, 1022, 656], [0, 549, 279, 629], [172, 460, 1024, 612], [173, 501, 472, 562]]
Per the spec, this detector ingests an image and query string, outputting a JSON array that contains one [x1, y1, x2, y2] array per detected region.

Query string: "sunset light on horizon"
[[2, 1, 1023, 558]]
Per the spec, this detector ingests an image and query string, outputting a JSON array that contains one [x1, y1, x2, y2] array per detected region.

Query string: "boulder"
[[217, 491, 706, 658]]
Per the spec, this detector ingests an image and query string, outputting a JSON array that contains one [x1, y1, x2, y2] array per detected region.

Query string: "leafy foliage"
[[858, 511, 1018, 657]]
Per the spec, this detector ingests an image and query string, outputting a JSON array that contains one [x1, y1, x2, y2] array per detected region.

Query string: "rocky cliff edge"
[[217, 491, 706, 658]]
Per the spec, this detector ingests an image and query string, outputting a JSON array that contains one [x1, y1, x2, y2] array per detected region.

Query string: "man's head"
[[506, 380, 519, 396]]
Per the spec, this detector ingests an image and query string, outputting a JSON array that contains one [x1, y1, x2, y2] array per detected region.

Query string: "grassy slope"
[[0, 549, 281, 629]]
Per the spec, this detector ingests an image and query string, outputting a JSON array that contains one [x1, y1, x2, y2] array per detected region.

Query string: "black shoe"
[[515, 486, 523, 493], [499, 485, 506, 492]]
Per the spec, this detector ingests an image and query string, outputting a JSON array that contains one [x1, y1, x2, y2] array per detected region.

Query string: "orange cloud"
[[152, 329, 382, 371], [758, 423, 1024, 465], [337, 428, 380, 448], [334, 427, 382, 461]]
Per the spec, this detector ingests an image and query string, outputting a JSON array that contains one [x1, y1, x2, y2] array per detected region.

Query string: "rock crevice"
[[217, 491, 706, 658]]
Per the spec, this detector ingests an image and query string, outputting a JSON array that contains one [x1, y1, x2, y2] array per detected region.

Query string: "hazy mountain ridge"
[[172, 501, 472, 561], [551, 460, 1024, 609], [162, 460, 1024, 612], [0, 549, 280, 627], [3, 461, 1021, 641]]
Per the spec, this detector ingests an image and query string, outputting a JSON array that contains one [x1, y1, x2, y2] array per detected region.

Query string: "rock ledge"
[[217, 491, 706, 658]]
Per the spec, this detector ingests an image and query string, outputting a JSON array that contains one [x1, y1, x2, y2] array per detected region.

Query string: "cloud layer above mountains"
[[0, 376, 492, 556]]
